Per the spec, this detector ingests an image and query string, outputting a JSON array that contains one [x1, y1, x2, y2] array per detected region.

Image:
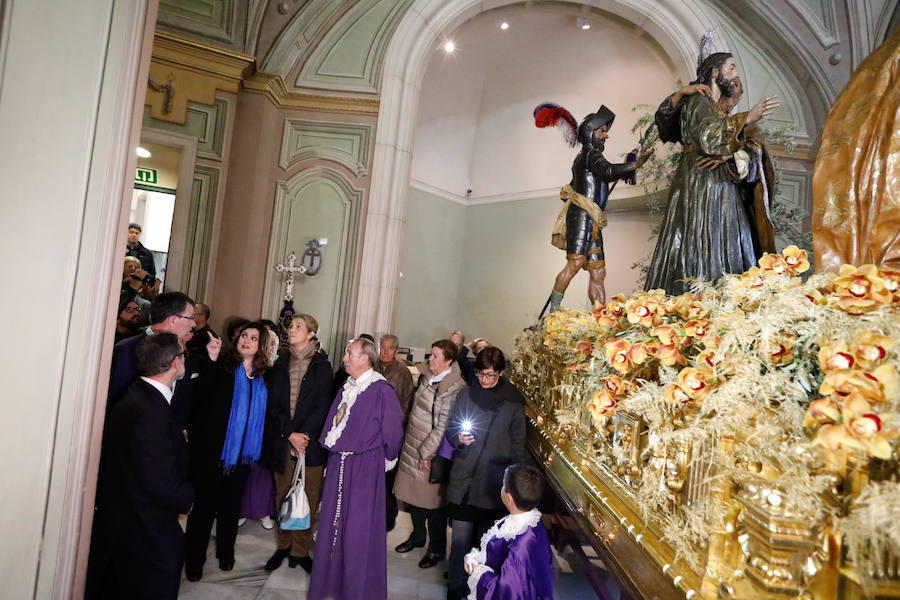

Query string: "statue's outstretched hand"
[[747, 96, 779, 126], [634, 147, 654, 169]]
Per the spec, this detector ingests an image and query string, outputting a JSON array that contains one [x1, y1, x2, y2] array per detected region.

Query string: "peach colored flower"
[[818, 342, 855, 372], [588, 389, 619, 419], [696, 348, 722, 370], [684, 318, 714, 341], [675, 367, 716, 402], [819, 365, 898, 403], [656, 344, 687, 367], [625, 294, 663, 328], [664, 382, 693, 405], [758, 252, 790, 276], [831, 264, 893, 314], [629, 342, 653, 365], [603, 375, 636, 397], [852, 331, 894, 370], [574, 340, 592, 358], [683, 300, 711, 320], [805, 288, 826, 304], [877, 267, 900, 300], [781, 245, 810, 275], [760, 332, 797, 366], [604, 338, 633, 375], [651, 325, 678, 346], [815, 394, 896, 459], [605, 295, 627, 320], [738, 266, 767, 289], [803, 397, 841, 428]]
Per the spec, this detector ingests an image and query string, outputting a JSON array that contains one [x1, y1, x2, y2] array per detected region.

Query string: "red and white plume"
[[533, 103, 578, 147]]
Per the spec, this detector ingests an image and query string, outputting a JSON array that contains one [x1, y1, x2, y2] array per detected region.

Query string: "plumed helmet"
[[577, 105, 615, 147]]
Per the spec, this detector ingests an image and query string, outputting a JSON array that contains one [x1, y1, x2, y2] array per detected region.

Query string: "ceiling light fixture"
[[136, 146, 151, 158], [577, 17, 590, 30], [498, 18, 510, 30], [443, 40, 456, 53]]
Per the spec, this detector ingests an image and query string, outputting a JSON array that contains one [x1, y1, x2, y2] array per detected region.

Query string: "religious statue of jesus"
[[645, 51, 779, 294]]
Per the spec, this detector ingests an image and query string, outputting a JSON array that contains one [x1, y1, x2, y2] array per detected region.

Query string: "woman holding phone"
[[443, 346, 530, 600]]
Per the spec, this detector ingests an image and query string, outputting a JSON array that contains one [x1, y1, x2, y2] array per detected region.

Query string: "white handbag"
[[278, 453, 311, 530]]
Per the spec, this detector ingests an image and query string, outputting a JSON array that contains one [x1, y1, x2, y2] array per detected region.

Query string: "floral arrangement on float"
[[513, 247, 900, 594]]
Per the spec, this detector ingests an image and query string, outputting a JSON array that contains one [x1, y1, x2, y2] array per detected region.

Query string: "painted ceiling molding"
[[295, 0, 413, 93], [280, 118, 372, 176], [157, 0, 247, 51], [242, 72, 380, 114], [260, 0, 346, 77], [244, 0, 269, 56], [142, 96, 230, 160], [784, 0, 840, 49], [847, 0, 899, 67]]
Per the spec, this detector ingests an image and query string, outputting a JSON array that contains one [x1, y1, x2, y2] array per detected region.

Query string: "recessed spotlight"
[[498, 19, 510, 30], [443, 40, 456, 53], [577, 17, 590, 30], [136, 146, 151, 158]]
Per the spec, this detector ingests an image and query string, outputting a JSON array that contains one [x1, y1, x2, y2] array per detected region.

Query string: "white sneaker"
[[238, 518, 247, 527], [261, 516, 275, 530]]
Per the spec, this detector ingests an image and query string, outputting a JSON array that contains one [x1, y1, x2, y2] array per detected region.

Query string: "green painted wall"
[[394, 186, 467, 351], [396, 187, 659, 357]]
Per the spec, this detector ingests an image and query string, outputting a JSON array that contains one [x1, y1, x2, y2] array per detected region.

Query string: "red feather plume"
[[533, 103, 577, 147]]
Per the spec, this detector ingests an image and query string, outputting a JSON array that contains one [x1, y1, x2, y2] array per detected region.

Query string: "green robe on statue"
[[646, 93, 772, 295]]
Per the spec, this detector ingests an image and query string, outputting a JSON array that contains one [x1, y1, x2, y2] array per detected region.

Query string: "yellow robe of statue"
[[812, 28, 900, 271]]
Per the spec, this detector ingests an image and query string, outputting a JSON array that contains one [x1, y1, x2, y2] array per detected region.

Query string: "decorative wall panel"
[[158, 0, 240, 47], [142, 97, 229, 159], [280, 118, 371, 175]]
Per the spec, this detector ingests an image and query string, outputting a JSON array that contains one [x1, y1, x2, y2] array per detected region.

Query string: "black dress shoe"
[[289, 555, 313, 573], [265, 548, 290, 571], [185, 566, 202, 582], [418, 552, 445, 569], [395, 538, 426, 553], [219, 557, 235, 571]]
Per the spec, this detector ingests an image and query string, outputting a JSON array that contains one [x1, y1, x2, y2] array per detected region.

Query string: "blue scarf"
[[220, 364, 267, 471]]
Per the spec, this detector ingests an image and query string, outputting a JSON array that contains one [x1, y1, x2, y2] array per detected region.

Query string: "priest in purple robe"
[[308, 337, 405, 600], [464, 464, 554, 600]]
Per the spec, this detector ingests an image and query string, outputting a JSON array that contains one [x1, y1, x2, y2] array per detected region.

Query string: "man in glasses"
[[107, 292, 221, 429], [114, 300, 144, 343]]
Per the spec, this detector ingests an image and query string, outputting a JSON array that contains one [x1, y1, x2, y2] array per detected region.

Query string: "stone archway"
[[357, 0, 713, 336]]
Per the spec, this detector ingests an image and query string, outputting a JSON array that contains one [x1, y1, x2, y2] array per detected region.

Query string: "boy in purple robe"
[[308, 338, 404, 600], [465, 464, 554, 600]]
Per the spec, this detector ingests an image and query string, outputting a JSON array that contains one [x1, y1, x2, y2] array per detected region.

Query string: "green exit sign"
[[136, 167, 158, 184]]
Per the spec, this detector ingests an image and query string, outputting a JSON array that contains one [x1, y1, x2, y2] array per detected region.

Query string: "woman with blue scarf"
[[185, 321, 283, 581]]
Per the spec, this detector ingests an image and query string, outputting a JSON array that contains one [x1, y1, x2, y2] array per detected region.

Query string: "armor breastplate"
[[570, 150, 610, 210]]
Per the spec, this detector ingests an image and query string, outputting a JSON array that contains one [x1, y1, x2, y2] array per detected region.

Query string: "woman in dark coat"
[[264, 313, 334, 573], [444, 346, 530, 600], [184, 321, 283, 580]]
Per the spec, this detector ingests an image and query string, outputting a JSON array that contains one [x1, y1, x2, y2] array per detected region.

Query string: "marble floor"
[[177, 512, 618, 599]]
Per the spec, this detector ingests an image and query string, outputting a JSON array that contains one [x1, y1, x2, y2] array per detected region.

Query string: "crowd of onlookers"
[[86, 223, 554, 600]]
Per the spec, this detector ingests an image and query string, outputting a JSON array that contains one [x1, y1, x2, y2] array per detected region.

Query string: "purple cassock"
[[308, 370, 404, 600], [466, 509, 555, 600]]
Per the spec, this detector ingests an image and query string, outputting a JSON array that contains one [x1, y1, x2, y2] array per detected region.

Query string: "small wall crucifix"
[[274, 251, 308, 302]]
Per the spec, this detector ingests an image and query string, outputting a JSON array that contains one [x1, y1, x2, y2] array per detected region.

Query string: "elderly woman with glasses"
[[443, 346, 530, 600]]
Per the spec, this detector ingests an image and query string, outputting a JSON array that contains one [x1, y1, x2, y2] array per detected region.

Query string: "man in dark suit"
[[85, 333, 195, 600], [108, 291, 215, 430], [125, 222, 156, 277]]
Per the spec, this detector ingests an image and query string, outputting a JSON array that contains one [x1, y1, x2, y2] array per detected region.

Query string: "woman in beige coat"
[[393, 339, 465, 568]]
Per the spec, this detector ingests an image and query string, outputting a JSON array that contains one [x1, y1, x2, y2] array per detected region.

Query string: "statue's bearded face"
[[714, 57, 739, 97]]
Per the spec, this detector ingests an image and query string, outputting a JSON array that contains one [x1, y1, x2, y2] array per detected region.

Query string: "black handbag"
[[428, 386, 452, 484], [428, 454, 451, 484]]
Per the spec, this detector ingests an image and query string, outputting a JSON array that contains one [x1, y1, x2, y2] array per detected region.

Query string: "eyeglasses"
[[174, 314, 196, 322], [122, 306, 140, 314], [475, 370, 500, 380]]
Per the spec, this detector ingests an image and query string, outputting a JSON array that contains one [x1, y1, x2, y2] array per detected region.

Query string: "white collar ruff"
[[323, 369, 385, 448]]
